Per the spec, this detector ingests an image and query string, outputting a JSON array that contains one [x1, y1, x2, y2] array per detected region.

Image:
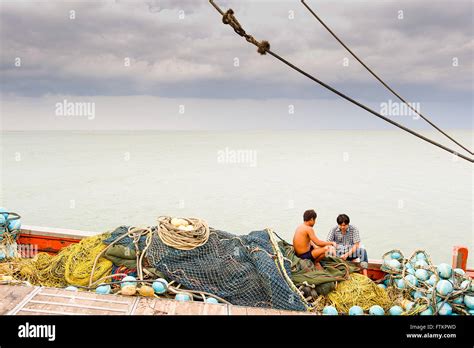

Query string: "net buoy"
[[464, 295, 474, 309], [437, 302, 452, 315], [348, 306, 364, 315], [175, 293, 191, 302], [96, 284, 111, 295], [121, 276, 137, 288], [152, 278, 168, 294], [369, 305, 385, 316], [138, 285, 155, 297], [437, 263, 452, 279], [322, 306, 338, 315], [65, 286, 78, 291], [389, 305, 403, 315], [415, 269, 429, 281], [436, 279, 453, 296], [205, 297, 219, 304], [121, 285, 136, 296]]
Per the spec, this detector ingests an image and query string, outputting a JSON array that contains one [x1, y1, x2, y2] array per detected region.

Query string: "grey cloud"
[[0, 0, 472, 104]]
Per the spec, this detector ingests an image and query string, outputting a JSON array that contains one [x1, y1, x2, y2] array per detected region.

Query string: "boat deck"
[[0, 285, 314, 316]]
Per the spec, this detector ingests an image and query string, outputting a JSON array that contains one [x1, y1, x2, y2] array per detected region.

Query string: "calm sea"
[[1, 130, 472, 266]]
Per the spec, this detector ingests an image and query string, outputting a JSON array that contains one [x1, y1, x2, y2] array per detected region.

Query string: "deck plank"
[[0, 285, 36, 315]]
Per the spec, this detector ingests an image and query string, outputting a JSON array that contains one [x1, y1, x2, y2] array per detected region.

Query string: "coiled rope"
[[209, 1, 473, 163], [157, 216, 210, 251], [301, 0, 473, 156]]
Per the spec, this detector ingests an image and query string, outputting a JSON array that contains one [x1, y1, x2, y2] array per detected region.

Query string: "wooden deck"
[[0, 285, 314, 316]]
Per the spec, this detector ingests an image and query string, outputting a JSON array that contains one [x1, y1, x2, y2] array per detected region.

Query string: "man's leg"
[[311, 246, 330, 269], [347, 247, 368, 276]]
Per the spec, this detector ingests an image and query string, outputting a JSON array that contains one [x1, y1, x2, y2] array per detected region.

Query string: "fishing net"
[[107, 225, 309, 311], [5, 234, 113, 287]]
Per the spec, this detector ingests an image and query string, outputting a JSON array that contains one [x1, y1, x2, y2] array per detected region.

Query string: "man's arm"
[[341, 242, 360, 260], [308, 228, 335, 247]]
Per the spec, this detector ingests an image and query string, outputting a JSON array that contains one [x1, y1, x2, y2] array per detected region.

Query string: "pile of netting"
[[279, 240, 392, 313], [2, 234, 113, 287], [378, 249, 473, 315]]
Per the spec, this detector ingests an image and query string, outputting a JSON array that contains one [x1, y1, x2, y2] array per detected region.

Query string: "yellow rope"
[[327, 273, 392, 312]]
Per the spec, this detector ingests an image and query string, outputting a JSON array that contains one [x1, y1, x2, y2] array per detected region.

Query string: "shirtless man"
[[293, 209, 336, 267]]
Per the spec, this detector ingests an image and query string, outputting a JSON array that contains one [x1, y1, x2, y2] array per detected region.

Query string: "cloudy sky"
[[0, 0, 472, 130]]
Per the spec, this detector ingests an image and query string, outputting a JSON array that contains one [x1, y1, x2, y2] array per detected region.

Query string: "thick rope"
[[301, 0, 473, 156], [157, 216, 210, 251], [209, 1, 473, 163]]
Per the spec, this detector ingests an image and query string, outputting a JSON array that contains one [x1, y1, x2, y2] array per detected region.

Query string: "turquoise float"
[[322, 306, 338, 315], [404, 274, 418, 287], [464, 295, 474, 309], [388, 259, 401, 269], [415, 252, 426, 261], [395, 279, 406, 289], [377, 284, 386, 289], [65, 286, 78, 291], [121, 276, 137, 288], [369, 305, 385, 316], [436, 302, 452, 316], [96, 284, 111, 295], [453, 268, 465, 276], [391, 252, 402, 260], [420, 307, 433, 315], [435, 279, 453, 296], [437, 263, 452, 279], [389, 305, 403, 315], [7, 219, 21, 231], [415, 260, 428, 268], [152, 279, 169, 294], [452, 295, 463, 305], [175, 293, 191, 302], [0, 207, 8, 219], [413, 291, 424, 300], [348, 306, 364, 315], [415, 269, 429, 281], [427, 274, 437, 286], [205, 297, 219, 304]]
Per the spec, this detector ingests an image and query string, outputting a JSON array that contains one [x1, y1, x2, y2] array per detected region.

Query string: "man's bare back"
[[293, 210, 336, 266]]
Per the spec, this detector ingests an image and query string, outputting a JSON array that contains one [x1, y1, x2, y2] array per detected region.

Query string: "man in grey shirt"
[[327, 214, 368, 276]]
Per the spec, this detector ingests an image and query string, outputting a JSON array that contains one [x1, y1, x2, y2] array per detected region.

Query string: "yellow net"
[[3, 234, 113, 287], [326, 273, 393, 312]]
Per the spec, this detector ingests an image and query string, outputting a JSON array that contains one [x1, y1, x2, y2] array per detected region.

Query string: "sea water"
[[1, 130, 472, 266]]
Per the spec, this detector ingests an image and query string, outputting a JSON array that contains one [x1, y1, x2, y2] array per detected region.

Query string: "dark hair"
[[303, 209, 317, 222], [337, 214, 350, 225]]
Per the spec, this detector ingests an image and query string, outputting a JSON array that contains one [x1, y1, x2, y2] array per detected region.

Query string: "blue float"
[[175, 293, 191, 302], [348, 306, 364, 315], [389, 305, 403, 315], [369, 305, 385, 316], [96, 284, 111, 295], [436, 279, 453, 296], [205, 297, 219, 304], [420, 307, 433, 315], [464, 295, 474, 309], [415, 269, 429, 281], [152, 279, 168, 294], [415, 260, 428, 268], [322, 306, 338, 315], [404, 274, 418, 287], [436, 302, 452, 316], [437, 263, 452, 279], [7, 219, 21, 232], [121, 276, 137, 288], [391, 252, 402, 260], [377, 284, 386, 289], [65, 286, 78, 291]]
